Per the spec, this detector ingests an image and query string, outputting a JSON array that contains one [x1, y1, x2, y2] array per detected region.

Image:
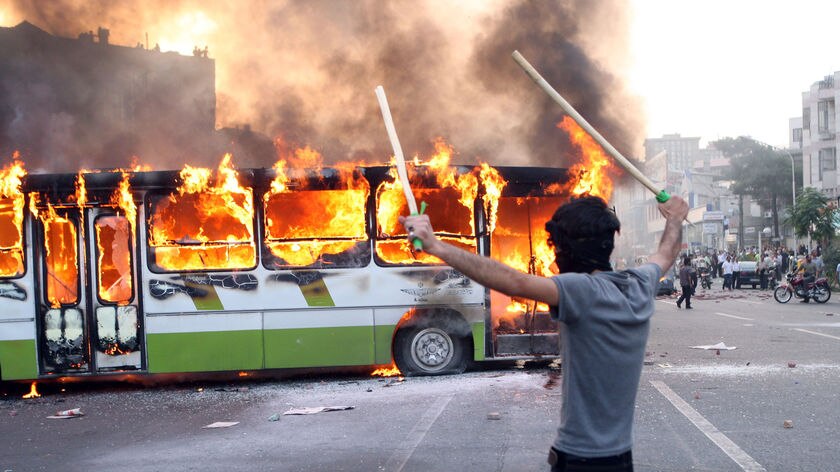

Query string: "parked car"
[[736, 260, 761, 289]]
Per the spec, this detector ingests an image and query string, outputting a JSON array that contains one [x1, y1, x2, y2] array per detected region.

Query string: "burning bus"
[[0, 147, 610, 381]]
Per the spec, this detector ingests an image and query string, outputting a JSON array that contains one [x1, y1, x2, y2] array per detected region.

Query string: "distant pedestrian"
[[732, 259, 741, 289], [676, 256, 695, 309], [722, 256, 734, 290]]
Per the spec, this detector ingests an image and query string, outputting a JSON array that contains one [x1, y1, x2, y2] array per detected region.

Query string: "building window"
[[818, 100, 832, 133], [792, 128, 802, 143], [819, 147, 836, 181], [803, 108, 811, 131]]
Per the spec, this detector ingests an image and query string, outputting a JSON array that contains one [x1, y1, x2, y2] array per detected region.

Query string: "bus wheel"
[[394, 323, 469, 376]]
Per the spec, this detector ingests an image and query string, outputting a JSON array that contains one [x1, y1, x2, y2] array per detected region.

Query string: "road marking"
[[792, 328, 840, 341], [658, 300, 676, 306], [714, 312, 754, 321], [650, 380, 766, 472], [384, 394, 454, 472]]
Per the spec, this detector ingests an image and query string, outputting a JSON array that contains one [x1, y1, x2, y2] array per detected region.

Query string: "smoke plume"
[[2, 0, 645, 170]]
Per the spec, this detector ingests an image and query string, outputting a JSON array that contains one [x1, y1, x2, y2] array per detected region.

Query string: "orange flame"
[[371, 362, 402, 377], [556, 116, 615, 201], [0, 155, 27, 277], [263, 148, 370, 267], [22, 381, 40, 399], [148, 154, 256, 271], [40, 202, 80, 307]]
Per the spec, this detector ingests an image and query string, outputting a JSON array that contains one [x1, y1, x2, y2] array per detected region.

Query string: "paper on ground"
[[47, 408, 83, 419], [691, 342, 736, 350], [203, 421, 239, 428], [283, 406, 355, 415]]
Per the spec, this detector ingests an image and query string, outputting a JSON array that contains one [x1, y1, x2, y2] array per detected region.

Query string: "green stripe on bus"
[[265, 326, 374, 368], [0, 339, 38, 380], [300, 278, 335, 306], [471, 322, 485, 361], [146, 330, 262, 373], [183, 278, 224, 311], [374, 324, 398, 364]]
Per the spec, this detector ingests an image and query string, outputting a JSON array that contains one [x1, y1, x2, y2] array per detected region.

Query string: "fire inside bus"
[[0, 143, 615, 381]]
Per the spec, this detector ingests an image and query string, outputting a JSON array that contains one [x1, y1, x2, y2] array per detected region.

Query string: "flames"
[[371, 362, 402, 377], [556, 116, 615, 201], [22, 381, 41, 399], [375, 139, 506, 264], [0, 156, 26, 277], [263, 146, 370, 267], [148, 154, 256, 271]]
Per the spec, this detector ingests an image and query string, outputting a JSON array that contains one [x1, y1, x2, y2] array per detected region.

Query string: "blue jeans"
[[723, 274, 732, 290]]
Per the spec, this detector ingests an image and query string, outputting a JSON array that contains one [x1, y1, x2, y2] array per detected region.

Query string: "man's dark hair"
[[545, 195, 620, 273], [683, 256, 691, 266]]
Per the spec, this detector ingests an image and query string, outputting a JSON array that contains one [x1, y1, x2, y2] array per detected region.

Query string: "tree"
[[712, 137, 797, 239], [785, 187, 839, 249]]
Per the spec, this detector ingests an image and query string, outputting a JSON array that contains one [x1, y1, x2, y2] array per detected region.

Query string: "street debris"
[[487, 412, 501, 420], [783, 420, 794, 429], [282, 406, 355, 415], [787, 361, 797, 368], [543, 372, 559, 390], [383, 377, 405, 388], [47, 408, 83, 419], [690, 342, 736, 350], [203, 421, 239, 428], [643, 360, 654, 366], [267, 413, 281, 422], [693, 392, 701, 400], [657, 363, 672, 368]]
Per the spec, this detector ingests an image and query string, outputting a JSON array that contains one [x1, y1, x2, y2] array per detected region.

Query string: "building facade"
[[0, 21, 216, 170], [796, 72, 839, 197]]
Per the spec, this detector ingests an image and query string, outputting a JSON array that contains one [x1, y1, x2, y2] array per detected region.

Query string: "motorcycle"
[[699, 267, 712, 289], [767, 264, 778, 290], [773, 272, 831, 303]]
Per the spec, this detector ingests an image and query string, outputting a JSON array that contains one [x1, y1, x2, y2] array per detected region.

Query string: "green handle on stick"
[[411, 201, 428, 251], [655, 190, 670, 203]]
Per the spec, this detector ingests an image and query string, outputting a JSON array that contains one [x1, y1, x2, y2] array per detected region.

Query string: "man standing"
[[676, 256, 695, 309], [401, 195, 688, 471]]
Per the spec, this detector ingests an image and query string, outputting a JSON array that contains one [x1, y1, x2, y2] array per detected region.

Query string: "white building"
[[796, 72, 839, 197]]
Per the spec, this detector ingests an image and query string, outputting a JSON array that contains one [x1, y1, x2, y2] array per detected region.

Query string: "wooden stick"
[[511, 50, 670, 203], [375, 85, 419, 214]]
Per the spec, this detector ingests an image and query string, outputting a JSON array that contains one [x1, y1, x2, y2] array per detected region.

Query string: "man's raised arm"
[[399, 214, 559, 306], [648, 196, 689, 275]]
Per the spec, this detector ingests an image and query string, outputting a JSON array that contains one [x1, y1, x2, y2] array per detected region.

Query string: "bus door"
[[34, 206, 143, 374]]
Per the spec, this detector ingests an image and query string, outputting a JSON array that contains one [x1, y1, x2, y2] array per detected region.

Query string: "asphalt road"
[[2, 283, 839, 471]]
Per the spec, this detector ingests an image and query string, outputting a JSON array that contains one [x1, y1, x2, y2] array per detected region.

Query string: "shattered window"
[[263, 189, 370, 269], [375, 187, 476, 265], [0, 197, 24, 278], [146, 191, 256, 272], [95, 215, 134, 304], [42, 211, 80, 306]]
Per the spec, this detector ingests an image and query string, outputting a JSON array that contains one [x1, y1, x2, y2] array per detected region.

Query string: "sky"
[[629, 0, 840, 149]]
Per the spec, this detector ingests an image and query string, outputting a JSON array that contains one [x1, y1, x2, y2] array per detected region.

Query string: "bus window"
[[42, 210, 79, 306], [0, 196, 24, 277], [95, 215, 133, 304], [146, 191, 256, 272], [263, 189, 370, 268], [375, 187, 476, 265]]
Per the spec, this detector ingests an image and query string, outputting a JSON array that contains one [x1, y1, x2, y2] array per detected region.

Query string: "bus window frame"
[[92, 212, 136, 306], [144, 190, 259, 274], [0, 195, 27, 280], [260, 187, 373, 271], [37, 207, 82, 307], [372, 186, 479, 268]]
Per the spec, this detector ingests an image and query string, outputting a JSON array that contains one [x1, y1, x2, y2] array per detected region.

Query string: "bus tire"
[[394, 318, 470, 376]]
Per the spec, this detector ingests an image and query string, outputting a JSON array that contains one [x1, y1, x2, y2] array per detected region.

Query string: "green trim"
[[0, 339, 38, 380], [471, 322, 485, 360], [300, 278, 335, 307], [374, 324, 398, 364], [147, 330, 262, 373], [183, 278, 224, 311], [265, 326, 374, 368]]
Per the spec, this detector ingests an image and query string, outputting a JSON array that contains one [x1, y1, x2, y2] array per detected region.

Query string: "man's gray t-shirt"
[[549, 263, 661, 457]]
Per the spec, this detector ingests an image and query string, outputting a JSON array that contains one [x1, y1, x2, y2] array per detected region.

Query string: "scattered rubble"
[[487, 412, 501, 420], [787, 361, 797, 368], [783, 420, 793, 429], [47, 408, 83, 419], [690, 342, 736, 351]]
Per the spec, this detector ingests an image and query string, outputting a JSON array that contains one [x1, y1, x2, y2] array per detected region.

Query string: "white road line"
[[650, 380, 766, 472], [792, 328, 840, 341], [714, 312, 754, 321], [658, 300, 676, 306], [384, 394, 454, 472]]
